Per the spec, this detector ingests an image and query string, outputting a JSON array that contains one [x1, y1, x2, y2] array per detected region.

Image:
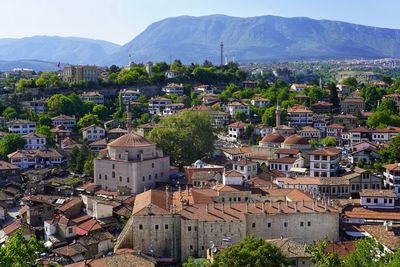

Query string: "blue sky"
[[2, 0, 400, 44]]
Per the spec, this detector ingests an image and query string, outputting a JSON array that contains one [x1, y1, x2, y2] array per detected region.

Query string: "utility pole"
[[220, 42, 224, 66]]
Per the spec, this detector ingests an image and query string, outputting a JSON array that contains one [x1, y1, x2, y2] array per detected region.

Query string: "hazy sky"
[[2, 0, 400, 45]]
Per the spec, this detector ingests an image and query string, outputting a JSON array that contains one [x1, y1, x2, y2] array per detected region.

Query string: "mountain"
[[0, 36, 120, 65], [0, 59, 62, 72], [103, 14, 400, 65]]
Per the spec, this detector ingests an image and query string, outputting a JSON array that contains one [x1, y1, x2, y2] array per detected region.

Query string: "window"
[[105, 175, 108, 180], [155, 225, 159, 230], [165, 224, 169, 230], [139, 224, 143, 230], [98, 174, 102, 179], [112, 164, 115, 169], [112, 171, 115, 178], [142, 176, 145, 182], [267, 222, 271, 228], [373, 198, 378, 204], [119, 176, 122, 182], [68, 227, 73, 234], [300, 222, 304, 227], [152, 163, 154, 168], [190, 245, 193, 250], [149, 175, 151, 180], [384, 199, 388, 204], [389, 199, 393, 204], [127, 177, 130, 183], [366, 198, 371, 203], [284, 222, 288, 227], [188, 226, 192, 232], [252, 223, 256, 228], [307, 221, 311, 227]]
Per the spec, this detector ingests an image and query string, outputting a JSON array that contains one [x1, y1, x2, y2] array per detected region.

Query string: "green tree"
[[2, 107, 17, 120], [84, 155, 94, 177], [379, 135, 400, 163], [378, 99, 398, 114], [92, 104, 108, 120], [234, 110, 247, 122], [320, 136, 337, 147], [183, 256, 207, 267], [328, 82, 340, 112], [309, 240, 341, 267], [0, 134, 26, 159], [211, 236, 289, 267], [149, 111, 214, 167], [343, 237, 385, 267], [77, 114, 101, 129], [341, 77, 358, 88], [0, 229, 46, 266], [307, 86, 323, 106], [38, 114, 52, 127], [48, 94, 74, 115], [36, 125, 55, 148]]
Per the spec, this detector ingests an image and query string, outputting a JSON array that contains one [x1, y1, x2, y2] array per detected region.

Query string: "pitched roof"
[[132, 190, 170, 215], [53, 243, 88, 257], [326, 124, 345, 129], [359, 189, 396, 198], [384, 163, 400, 171], [51, 114, 75, 121], [228, 121, 248, 129], [309, 147, 340, 156], [287, 105, 312, 113], [268, 157, 298, 164], [224, 170, 243, 177], [274, 148, 301, 155]]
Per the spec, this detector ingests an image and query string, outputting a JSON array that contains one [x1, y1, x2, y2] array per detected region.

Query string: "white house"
[[51, 115, 76, 130], [162, 103, 185, 116], [370, 127, 400, 143], [228, 121, 247, 141], [232, 159, 258, 179], [80, 91, 105, 104], [251, 97, 270, 108], [287, 105, 313, 127], [165, 70, 179, 79], [222, 170, 243, 185], [82, 125, 106, 142], [162, 83, 184, 95], [148, 97, 172, 115], [226, 101, 250, 117], [193, 85, 214, 94], [268, 157, 304, 174], [120, 89, 141, 104], [23, 133, 46, 150], [8, 119, 36, 134], [384, 163, 400, 197], [309, 147, 341, 178], [360, 189, 396, 209]]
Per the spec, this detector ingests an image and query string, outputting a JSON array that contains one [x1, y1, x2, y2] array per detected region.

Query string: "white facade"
[[310, 149, 341, 178], [8, 120, 36, 134], [51, 115, 76, 130], [232, 160, 258, 179], [360, 194, 395, 209], [226, 102, 250, 117], [82, 125, 106, 142], [80, 92, 105, 104], [148, 98, 172, 115], [222, 171, 243, 185], [23, 133, 46, 150], [120, 89, 141, 104], [162, 83, 184, 95]]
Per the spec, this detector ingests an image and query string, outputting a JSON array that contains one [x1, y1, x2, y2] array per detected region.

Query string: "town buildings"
[[62, 65, 100, 84]]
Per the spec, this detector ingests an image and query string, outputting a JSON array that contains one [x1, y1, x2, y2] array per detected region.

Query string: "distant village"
[[0, 59, 400, 266]]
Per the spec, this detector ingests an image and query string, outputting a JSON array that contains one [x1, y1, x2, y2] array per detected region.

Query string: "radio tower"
[[220, 42, 224, 66]]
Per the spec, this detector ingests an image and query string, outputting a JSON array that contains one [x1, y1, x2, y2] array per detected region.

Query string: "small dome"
[[108, 132, 154, 147], [194, 160, 205, 166], [283, 134, 309, 145], [261, 133, 285, 144]]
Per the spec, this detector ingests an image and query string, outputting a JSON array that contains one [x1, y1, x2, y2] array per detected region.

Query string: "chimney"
[[278, 202, 281, 212], [269, 200, 272, 208], [245, 202, 248, 213], [312, 201, 315, 211], [221, 203, 224, 213], [295, 201, 298, 212], [262, 202, 266, 212], [302, 199, 305, 207], [324, 201, 327, 211]]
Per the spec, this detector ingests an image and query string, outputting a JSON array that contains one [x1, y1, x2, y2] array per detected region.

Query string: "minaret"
[[126, 102, 132, 133], [275, 99, 281, 127]]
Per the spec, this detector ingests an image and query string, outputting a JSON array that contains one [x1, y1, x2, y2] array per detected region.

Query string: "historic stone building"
[[94, 132, 170, 194], [115, 187, 340, 264]]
